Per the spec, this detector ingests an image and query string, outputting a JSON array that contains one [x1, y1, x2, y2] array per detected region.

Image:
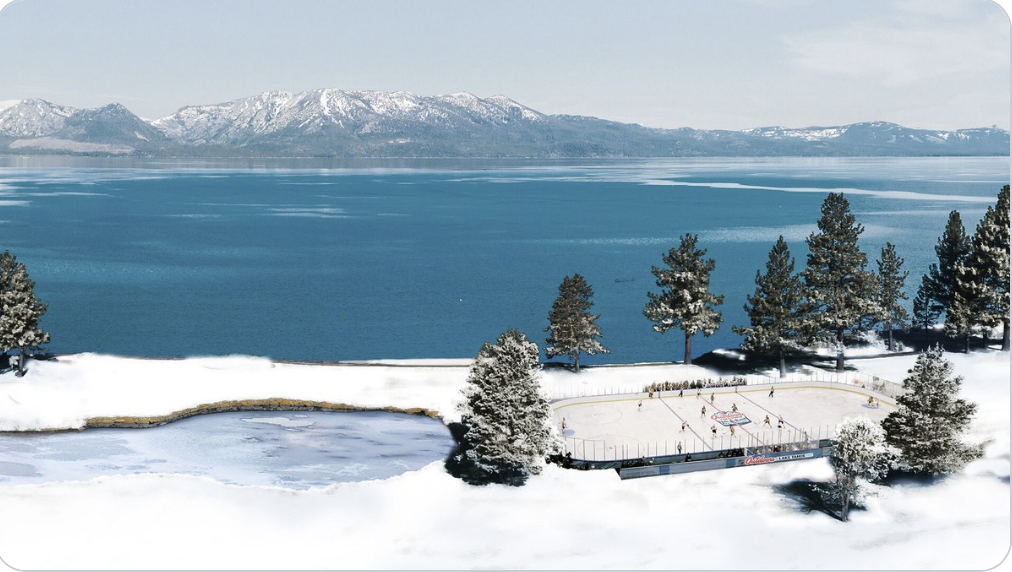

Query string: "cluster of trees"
[[447, 188, 1006, 488], [543, 187, 1010, 376], [829, 346, 982, 521], [914, 186, 1010, 352], [0, 251, 49, 376], [737, 193, 909, 374]]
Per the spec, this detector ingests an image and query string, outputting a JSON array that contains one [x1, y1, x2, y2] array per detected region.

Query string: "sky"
[[0, 0, 1008, 130]]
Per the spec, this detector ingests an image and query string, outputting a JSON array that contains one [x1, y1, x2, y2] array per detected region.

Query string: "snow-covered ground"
[[0, 353, 774, 431], [0, 350, 1007, 569]]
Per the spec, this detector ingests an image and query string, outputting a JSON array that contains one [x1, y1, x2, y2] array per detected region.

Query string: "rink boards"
[[617, 444, 832, 479]]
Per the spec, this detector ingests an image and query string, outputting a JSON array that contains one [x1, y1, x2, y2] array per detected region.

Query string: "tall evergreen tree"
[[873, 243, 909, 351], [881, 345, 982, 474], [449, 329, 555, 486], [912, 275, 941, 332], [944, 282, 979, 353], [733, 236, 807, 377], [644, 234, 724, 365], [802, 193, 877, 372], [0, 251, 50, 376], [958, 186, 1010, 350], [544, 274, 608, 372], [924, 211, 972, 318]]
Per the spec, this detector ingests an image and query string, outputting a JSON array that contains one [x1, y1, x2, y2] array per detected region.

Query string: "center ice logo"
[[711, 411, 751, 426]]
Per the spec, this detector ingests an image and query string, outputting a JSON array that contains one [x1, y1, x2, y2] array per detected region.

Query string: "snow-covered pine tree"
[[644, 234, 724, 365], [873, 243, 909, 351], [802, 193, 878, 372], [958, 186, 1010, 350], [450, 329, 555, 486], [0, 251, 50, 376], [946, 198, 1007, 352], [924, 210, 972, 319], [544, 274, 608, 372], [912, 275, 941, 332], [829, 417, 892, 522], [881, 345, 983, 474], [732, 236, 808, 377]]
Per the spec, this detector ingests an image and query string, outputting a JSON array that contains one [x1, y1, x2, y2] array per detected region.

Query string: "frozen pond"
[[0, 411, 453, 489]]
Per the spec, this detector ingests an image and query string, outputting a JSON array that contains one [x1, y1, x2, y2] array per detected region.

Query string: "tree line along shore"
[[543, 185, 1010, 376]]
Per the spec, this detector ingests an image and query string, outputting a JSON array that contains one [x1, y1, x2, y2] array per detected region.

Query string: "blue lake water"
[[0, 156, 1006, 364], [0, 411, 453, 489]]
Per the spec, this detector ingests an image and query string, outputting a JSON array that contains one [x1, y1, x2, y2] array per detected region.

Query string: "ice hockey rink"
[[553, 384, 895, 461]]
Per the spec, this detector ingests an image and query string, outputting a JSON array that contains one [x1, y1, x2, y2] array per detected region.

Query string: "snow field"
[[555, 387, 894, 460], [0, 350, 1006, 569]]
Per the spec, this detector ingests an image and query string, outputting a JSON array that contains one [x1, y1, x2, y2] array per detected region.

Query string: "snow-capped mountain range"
[[0, 89, 1007, 157]]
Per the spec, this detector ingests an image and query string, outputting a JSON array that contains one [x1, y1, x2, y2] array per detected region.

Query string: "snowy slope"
[[0, 99, 75, 138], [151, 89, 546, 147], [0, 350, 1006, 569], [0, 100, 167, 154]]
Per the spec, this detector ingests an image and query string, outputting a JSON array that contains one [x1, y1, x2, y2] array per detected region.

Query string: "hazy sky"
[[0, 0, 1008, 130]]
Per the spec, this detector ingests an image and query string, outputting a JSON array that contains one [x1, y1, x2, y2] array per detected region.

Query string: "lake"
[[0, 156, 1006, 364]]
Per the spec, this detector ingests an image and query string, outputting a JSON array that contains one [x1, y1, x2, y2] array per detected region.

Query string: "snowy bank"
[[0, 453, 1006, 569]]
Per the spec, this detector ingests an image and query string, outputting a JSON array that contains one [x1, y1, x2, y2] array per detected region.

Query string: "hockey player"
[[769, 387, 775, 398], [763, 415, 771, 428], [711, 425, 717, 438], [710, 393, 715, 404], [638, 401, 643, 412], [680, 420, 687, 432], [700, 405, 707, 418], [731, 403, 738, 413], [677, 442, 683, 454]]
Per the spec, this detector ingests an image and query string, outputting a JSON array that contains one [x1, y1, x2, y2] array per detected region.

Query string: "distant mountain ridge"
[[0, 90, 1007, 157]]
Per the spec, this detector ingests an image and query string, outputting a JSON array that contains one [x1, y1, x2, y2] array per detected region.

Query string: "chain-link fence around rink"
[[561, 423, 838, 463], [548, 370, 903, 403]]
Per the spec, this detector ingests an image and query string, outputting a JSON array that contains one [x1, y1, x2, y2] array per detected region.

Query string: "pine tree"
[[0, 251, 50, 376], [829, 417, 892, 522], [873, 243, 909, 351], [644, 234, 724, 365], [997, 185, 1011, 351], [544, 274, 608, 372], [450, 329, 555, 486], [958, 186, 1010, 350], [912, 275, 941, 332], [924, 211, 972, 318], [881, 345, 982, 474], [946, 194, 1009, 352], [944, 284, 978, 353], [802, 193, 877, 372], [732, 236, 807, 377]]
